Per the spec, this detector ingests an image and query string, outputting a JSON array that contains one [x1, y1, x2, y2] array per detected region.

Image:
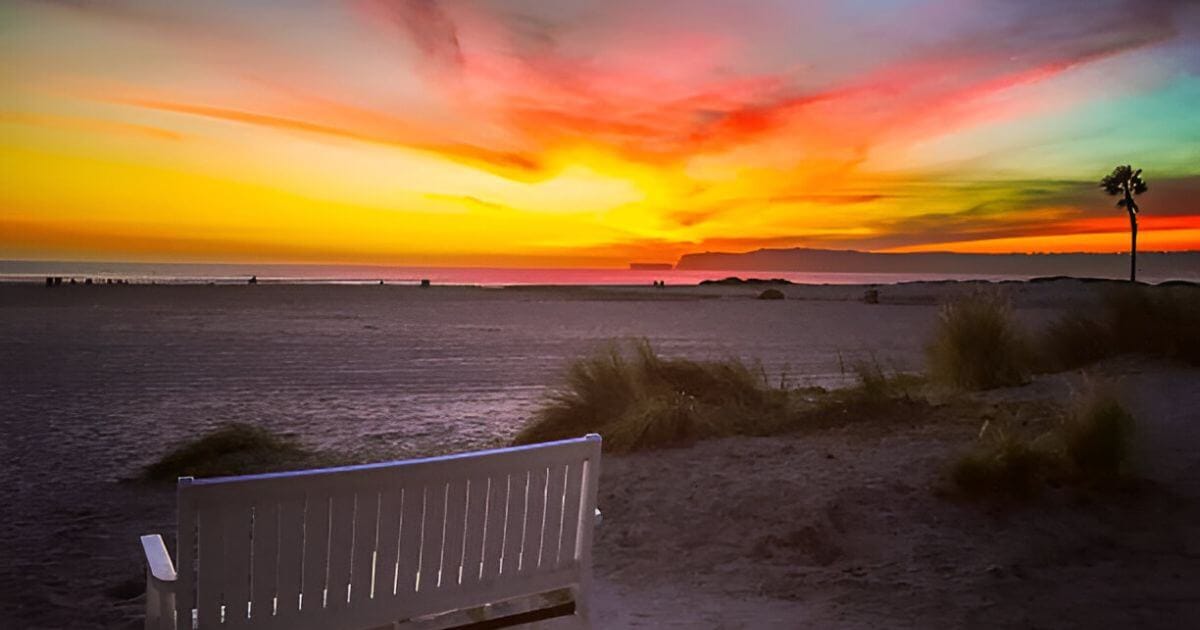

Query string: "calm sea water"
[[0, 260, 1044, 286]]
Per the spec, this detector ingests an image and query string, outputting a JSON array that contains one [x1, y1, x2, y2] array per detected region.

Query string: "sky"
[[2, 0, 1199, 267]]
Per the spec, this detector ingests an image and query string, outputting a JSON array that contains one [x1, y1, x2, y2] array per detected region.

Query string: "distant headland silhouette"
[[673, 247, 1200, 278]]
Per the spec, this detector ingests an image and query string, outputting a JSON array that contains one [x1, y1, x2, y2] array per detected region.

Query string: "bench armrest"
[[141, 534, 177, 583]]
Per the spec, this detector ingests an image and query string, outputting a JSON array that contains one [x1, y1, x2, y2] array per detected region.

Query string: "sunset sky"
[[2, 0, 1199, 267]]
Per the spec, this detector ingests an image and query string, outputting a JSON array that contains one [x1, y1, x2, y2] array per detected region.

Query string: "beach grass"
[[951, 422, 1055, 500], [1104, 286, 1200, 365], [846, 358, 894, 409], [949, 384, 1136, 500], [514, 340, 927, 452], [927, 291, 1032, 390], [1040, 286, 1200, 370], [1038, 313, 1115, 372], [141, 423, 317, 481], [1061, 387, 1135, 486], [513, 340, 792, 452]]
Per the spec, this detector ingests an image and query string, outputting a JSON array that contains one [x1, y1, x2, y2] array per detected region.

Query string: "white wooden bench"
[[140, 434, 602, 630]]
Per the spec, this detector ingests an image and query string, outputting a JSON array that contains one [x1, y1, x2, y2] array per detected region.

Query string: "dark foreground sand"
[[1, 280, 1197, 628], [590, 360, 1200, 628], [32, 358, 1196, 630]]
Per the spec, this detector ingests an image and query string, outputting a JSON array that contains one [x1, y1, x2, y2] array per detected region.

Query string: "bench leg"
[[573, 570, 593, 629], [145, 573, 177, 630]]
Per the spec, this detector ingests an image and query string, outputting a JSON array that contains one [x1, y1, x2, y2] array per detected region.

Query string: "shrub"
[[950, 423, 1055, 500], [926, 292, 1031, 390], [758, 288, 785, 300], [1104, 286, 1200, 365], [1060, 389, 1135, 485], [603, 391, 714, 450], [799, 359, 928, 428], [838, 357, 904, 413], [516, 341, 931, 452], [513, 340, 792, 452], [948, 385, 1138, 500], [1039, 286, 1200, 371], [1038, 313, 1114, 372], [141, 423, 314, 481]]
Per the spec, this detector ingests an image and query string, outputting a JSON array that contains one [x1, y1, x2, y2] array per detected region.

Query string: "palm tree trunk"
[[1128, 207, 1138, 283]]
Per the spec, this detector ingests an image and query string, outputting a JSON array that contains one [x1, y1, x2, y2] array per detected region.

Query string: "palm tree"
[[1100, 165, 1148, 282]]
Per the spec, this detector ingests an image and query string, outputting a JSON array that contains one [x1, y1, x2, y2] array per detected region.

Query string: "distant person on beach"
[[248, 275, 258, 285]]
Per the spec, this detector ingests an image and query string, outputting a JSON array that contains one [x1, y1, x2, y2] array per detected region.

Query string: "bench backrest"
[[172, 435, 601, 629]]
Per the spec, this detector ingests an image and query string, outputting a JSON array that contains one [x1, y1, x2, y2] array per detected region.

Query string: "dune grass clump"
[[1039, 286, 1200, 370], [513, 340, 792, 452], [141, 423, 314, 481], [1060, 389, 1135, 486], [848, 359, 892, 409], [951, 423, 1055, 500], [949, 385, 1137, 500], [829, 357, 919, 411], [516, 341, 931, 452], [1104, 286, 1200, 365], [926, 292, 1031, 390], [795, 359, 928, 429], [1038, 313, 1115, 372]]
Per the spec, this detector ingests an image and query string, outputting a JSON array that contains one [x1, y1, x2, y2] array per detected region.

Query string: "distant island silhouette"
[[674, 247, 1200, 278]]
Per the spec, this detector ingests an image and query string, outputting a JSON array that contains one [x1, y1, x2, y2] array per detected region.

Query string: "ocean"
[[0, 259, 1089, 286]]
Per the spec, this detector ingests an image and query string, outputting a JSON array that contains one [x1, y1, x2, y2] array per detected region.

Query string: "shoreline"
[[2, 274, 1196, 289]]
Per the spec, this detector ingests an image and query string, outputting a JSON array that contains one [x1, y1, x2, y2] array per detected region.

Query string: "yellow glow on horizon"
[[885, 229, 1200, 254]]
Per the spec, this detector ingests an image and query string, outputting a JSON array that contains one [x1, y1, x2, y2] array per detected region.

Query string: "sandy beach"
[[1, 279, 1197, 628], [590, 360, 1200, 628]]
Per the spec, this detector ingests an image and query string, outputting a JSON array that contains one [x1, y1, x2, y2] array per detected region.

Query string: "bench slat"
[[196, 507, 225, 626], [221, 505, 253, 627], [273, 497, 305, 621], [350, 490, 380, 605], [461, 477, 489, 586], [326, 493, 356, 611], [501, 472, 527, 578], [521, 466, 549, 574], [419, 481, 448, 591], [558, 463, 583, 569], [440, 479, 468, 589], [396, 486, 424, 596], [249, 501, 279, 623], [542, 463, 568, 572], [480, 475, 507, 580], [374, 489, 403, 598], [300, 495, 330, 612]]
